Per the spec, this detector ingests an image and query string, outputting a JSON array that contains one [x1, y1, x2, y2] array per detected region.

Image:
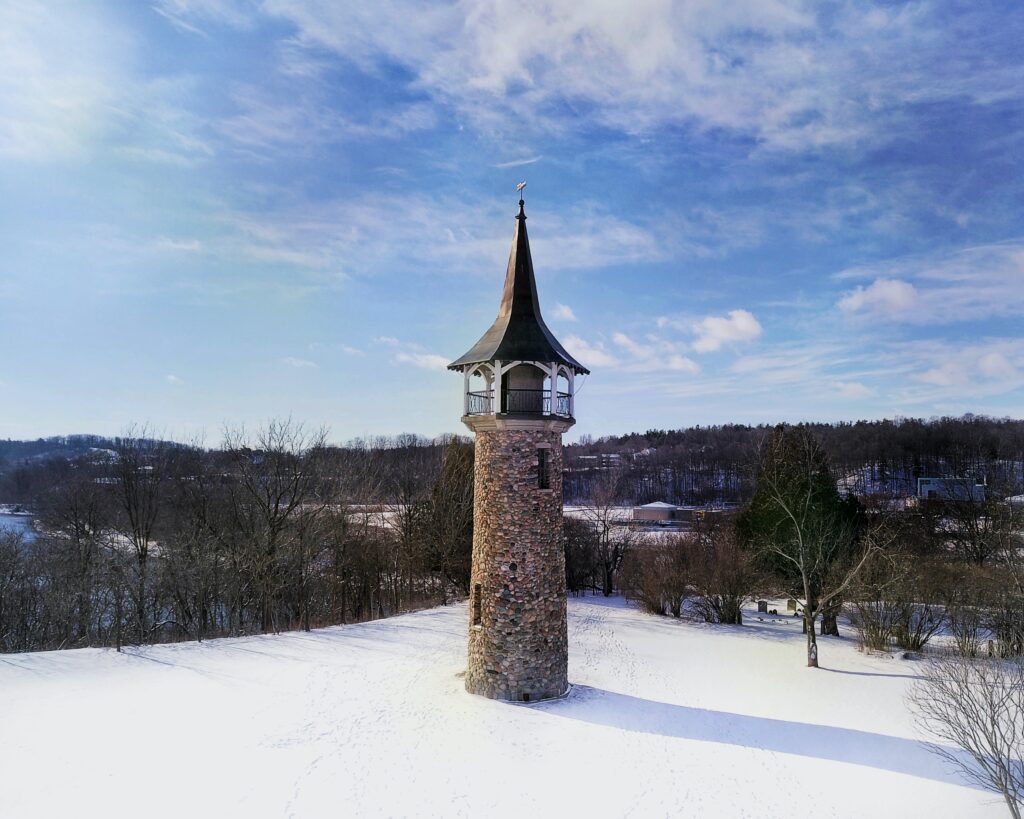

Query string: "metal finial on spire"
[[516, 181, 527, 217]]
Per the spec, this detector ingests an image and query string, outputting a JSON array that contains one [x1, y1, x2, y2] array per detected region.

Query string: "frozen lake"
[[0, 512, 35, 540]]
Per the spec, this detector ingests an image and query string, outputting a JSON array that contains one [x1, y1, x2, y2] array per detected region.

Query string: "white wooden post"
[[548, 362, 557, 416], [463, 368, 470, 415], [493, 360, 502, 413]]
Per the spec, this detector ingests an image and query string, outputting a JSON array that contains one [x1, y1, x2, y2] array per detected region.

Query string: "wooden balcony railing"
[[466, 389, 572, 417]]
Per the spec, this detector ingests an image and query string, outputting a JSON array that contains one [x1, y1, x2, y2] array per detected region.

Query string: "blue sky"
[[1, 1, 1023, 444]]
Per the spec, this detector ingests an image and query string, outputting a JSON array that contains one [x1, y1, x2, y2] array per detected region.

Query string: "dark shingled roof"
[[448, 200, 590, 374]]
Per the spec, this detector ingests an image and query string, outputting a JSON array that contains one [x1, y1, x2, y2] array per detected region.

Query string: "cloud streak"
[[396, 351, 449, 371], [495, 155, 543, 168]]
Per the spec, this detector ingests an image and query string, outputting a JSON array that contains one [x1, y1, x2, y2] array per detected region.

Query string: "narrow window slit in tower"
[[537, 447, 550, 489], [473, 583, 482, 625]]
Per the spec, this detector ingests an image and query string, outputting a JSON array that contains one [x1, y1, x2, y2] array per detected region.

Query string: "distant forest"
[[4, 414, 1024, 506], [567, 414, 1024, 504]]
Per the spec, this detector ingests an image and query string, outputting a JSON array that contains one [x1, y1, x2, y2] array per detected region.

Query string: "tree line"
[[0, 422, 474, 653]]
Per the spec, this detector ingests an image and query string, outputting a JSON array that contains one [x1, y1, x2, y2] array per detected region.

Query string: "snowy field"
[[0, 597, 1001, 818]]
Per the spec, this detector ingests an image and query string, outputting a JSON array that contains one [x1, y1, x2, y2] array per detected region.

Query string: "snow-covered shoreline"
[[0, 596, 999, 818], [0, 504, 33, 516]]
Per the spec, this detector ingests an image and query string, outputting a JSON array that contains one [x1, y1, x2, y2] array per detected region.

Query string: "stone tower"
[[448, 195, 589, 702]]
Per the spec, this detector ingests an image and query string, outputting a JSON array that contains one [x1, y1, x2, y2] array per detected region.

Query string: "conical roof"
[[448, 200, 589, 374]]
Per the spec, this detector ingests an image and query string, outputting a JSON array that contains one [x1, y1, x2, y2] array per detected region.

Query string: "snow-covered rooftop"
[[0, 597, 996, 817]]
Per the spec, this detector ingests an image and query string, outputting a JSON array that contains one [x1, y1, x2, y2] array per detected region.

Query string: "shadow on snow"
[[541, 684, 980, 790]]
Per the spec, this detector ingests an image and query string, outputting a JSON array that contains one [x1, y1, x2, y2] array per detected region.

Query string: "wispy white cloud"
[[612, 332, 648, 359], [308, 342, 365, 356], [152, 0, 255, 34], [831, 380, 875, 400], [165, 374, 185, 385], [216, 86, 437, 154], [834, 241, 1024, 324], [282, 356, 318, 368], [154, 237, 203, 253], [195, 192, 666, 296], [564, 335, 618, 369], [383, 336, 449, 371], [0, 3, 123, 161], [0, 6, 216, 165], [240, 0, 1024, 153], [396, 351, 449, 371], [495, 155, 543, 168], [838, 278, 917, 317], [552, 303, 577, 322], [691, 310, 763, 353], [916, 344, 1023, 391], [567, 331, 700, 374]]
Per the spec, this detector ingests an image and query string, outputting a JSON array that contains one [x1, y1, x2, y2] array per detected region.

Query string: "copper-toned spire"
[[448, 197, 588, 374]]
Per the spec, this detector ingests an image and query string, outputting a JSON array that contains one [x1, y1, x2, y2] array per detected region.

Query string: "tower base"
[[463, 418, 569, 702]]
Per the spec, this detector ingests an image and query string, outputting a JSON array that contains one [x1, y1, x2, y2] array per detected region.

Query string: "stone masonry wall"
[[465, 426, 568, 701]]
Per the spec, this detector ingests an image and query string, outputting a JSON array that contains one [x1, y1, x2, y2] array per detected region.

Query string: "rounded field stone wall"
[[465, 425, 568, 701]]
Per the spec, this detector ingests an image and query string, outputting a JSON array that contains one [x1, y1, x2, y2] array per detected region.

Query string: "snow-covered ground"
[[0, 597, 1000, 818]]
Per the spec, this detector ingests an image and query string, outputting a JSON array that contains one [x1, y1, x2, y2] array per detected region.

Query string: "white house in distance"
[[916, 477, 986, 502]]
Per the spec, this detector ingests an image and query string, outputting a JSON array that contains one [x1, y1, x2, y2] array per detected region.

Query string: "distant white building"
[[916, 477, 986, 502], [632, 501, 678, 524]]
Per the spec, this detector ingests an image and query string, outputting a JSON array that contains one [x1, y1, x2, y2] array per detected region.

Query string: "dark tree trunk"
[[804, 585, 819, 667], [115, 587, 123, 653], [806, 617, 819, 667]]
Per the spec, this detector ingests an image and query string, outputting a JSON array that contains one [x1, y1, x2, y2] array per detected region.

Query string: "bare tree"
[[563, 515, 601, 596], [384, 435, 439, 606], [576, 467, 636, 596], [737, 426, 878, 667], [692, 522, 755, 626], [221, 420, 328, 634], [421, 437, 473, 603], [991, 491, 1024, 657], [0, 531, 28, 652], [37, 471, 109, 645], [909, 654, 1024, 818], [622, 537, 692, 617], [935, 472, 1024, 567], [112, 428, 172, 644]]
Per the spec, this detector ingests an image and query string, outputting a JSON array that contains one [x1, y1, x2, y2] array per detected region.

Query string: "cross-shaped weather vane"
[[516, 180, 526, 201]]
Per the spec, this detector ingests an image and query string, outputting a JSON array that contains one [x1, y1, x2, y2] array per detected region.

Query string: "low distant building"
[[633, 501, 678, 524], [916, 477, 986, 503], [631, 502, 734, 526]]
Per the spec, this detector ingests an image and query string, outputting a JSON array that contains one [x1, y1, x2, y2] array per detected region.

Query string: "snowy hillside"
[[0, 597, 1000, 818]]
